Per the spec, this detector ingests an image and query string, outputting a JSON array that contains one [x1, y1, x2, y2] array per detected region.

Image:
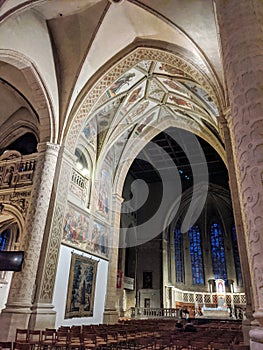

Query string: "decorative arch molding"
[[65, 45, 225, 153], [0, 49, 56, 144]]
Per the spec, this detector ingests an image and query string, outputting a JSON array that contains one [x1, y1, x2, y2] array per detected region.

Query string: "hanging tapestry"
[[65, 253, 98, 318]]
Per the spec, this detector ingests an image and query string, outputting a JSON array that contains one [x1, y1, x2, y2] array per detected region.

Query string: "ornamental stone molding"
[[5, 143, 60, 306], [39, 153, 73, 302]]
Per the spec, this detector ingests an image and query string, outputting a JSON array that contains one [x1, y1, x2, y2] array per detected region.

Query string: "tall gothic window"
[[210, 223, 228, 281], [189, 225, 204, 284], [232, 225, 243, 287], [174, 226, 184, 283], [0, 230, 8, 251]]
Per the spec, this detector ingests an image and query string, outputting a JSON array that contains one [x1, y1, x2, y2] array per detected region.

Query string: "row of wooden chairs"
[[8, 319, 246, 350]]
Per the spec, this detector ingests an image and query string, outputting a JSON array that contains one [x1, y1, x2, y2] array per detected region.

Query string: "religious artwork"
[[63, 205, 89, 247], [97, 168, 111, 217], [62, 204, 109, 258], [65, 253, 98, 318], [169, 95, 192, 108], [143, 271, 153, 289], [127, 87, 142, 104], [82, 118, 97, 148], [183, 81, 218, 114], [158, 63, 186, 76], [91, 221, 109, 256], [106, 72, 136, 98], [135, 111, 157, 135], [126, 100, 150, 123], [161, 79, 186, 95]]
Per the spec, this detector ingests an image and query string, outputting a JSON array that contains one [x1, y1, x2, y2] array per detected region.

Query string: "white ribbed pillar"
[[215, 1, 263, 347]]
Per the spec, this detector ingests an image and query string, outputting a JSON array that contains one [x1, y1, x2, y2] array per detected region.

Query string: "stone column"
[[0, 142, 60, 341], [29, 147, 75, 330], [103, 193, 123, 324], [219, 114, 254, 343], [215, 1, 263, 347]]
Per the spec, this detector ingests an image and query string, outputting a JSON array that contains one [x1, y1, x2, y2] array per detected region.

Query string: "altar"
[[199, 279, 230, 319], [201, 306, 230, 319]]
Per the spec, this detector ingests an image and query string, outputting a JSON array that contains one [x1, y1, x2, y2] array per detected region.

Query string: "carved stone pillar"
[[103, 193, 124, 324], [215, 1, 263, 347], [29, 147, 75, 330], [219, 114, 254, 344], [0, 143, 60, 341]]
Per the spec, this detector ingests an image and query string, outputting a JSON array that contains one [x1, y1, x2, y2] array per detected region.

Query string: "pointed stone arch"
[[0, 49, 56, 144]]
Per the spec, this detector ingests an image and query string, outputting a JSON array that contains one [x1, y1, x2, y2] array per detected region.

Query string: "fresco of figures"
[[91, 221, 109, 256], [97, 167, 111, 218], [62, 203, 109, 258]]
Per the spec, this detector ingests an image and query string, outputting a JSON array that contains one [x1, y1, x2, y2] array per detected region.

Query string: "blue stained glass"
[[174, 227, 184, 283], [210, 223, 227, 281], [189, 225, 204, 284], [0, 230, 8, 251], [232, 226, 243, 286]]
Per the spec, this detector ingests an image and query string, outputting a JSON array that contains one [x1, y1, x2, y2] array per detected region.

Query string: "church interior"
[[0, 0, 263, 349]]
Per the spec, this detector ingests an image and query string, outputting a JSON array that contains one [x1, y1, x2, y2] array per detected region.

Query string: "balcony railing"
[[130, 307, 179, 319], [70, 168, 89, 205]]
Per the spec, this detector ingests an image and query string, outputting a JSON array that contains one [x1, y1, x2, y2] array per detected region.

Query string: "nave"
[[0, 319, 248, 350]]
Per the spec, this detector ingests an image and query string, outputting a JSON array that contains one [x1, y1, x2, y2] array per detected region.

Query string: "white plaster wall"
[[139, 289, 160, 308], [0, 272, 13, 312], [53, 244, 108, 327]]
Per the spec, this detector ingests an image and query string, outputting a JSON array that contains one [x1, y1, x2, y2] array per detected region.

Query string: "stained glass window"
[[189, 225, 204, 284], [174, 226, 184, 283], [0, 230, 8, 251], [210, 223, 227, 281], [232, 225, 243, 286]]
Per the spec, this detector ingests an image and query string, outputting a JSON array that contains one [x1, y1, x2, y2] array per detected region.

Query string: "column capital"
[[37, 142, 60, 155]]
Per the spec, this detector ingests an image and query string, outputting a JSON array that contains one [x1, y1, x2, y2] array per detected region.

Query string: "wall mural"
[[82, 118, 97, 148], [92, 221, 109, 256], [62, 203, 109, 259], [65, 253, 98, 318], [97, 167, 111, 218]]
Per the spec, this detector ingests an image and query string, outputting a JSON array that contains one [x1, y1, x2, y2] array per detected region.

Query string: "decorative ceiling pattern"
[[66, 47, 222, 152], [78, 58, 220, 171]]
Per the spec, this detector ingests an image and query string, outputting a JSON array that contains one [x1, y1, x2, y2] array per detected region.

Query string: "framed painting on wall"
[[65, 253, 98, 318]]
